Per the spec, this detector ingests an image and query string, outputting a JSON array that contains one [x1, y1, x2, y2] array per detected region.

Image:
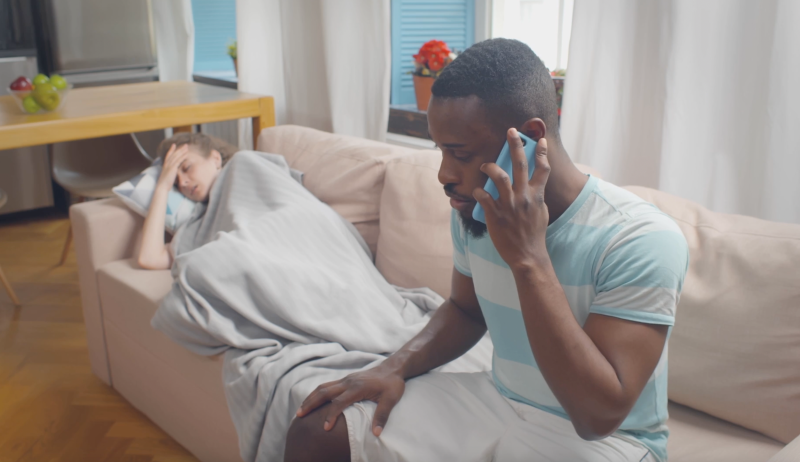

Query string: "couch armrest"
[[71, 198, 143, 385], [768, 434, 799, 462]]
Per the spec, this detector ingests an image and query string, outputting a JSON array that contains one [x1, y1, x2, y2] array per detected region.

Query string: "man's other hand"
[[297, 363, 407, 437]]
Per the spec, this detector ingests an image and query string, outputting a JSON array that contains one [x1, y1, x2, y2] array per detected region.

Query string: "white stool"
[[0, 189, 21, 306]]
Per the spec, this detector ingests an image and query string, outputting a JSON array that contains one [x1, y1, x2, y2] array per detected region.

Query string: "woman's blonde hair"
[[156, 132, 238, 166]]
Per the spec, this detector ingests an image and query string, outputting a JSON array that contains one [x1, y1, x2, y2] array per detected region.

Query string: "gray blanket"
[[152, 151, 492, 462]]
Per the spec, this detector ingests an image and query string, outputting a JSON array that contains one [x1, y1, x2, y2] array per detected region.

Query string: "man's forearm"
[[383, 299, 486, 380], [512, 257, 629, 439]]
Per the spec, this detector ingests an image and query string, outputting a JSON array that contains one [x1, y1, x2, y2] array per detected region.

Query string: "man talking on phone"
[[284, 38, 688, 462]]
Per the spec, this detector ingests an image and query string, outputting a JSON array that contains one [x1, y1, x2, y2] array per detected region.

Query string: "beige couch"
[[71, 125, 800, 462]]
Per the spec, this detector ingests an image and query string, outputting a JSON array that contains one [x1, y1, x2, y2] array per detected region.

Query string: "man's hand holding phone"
[[472, 128, 551, 272]]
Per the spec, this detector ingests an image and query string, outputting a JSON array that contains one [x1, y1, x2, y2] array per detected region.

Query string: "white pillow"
[[112, 158, 204, 234]]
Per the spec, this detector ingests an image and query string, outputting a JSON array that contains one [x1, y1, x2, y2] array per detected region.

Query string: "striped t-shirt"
[[451, 175, 689, 462]]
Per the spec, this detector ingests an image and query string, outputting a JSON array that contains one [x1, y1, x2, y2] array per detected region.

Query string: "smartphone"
[[472, 132, 537, 224]]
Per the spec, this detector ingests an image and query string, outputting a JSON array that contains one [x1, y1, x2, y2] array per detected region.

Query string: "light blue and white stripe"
[[451, 175, 689, 462]]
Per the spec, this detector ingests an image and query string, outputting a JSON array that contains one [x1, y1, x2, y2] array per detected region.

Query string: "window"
[[390, 0, 476, 105], [386, 0, 570, 142], [191, 0, 236, 73], [492, 0, 574, 71], [389, 0, 572, 106]]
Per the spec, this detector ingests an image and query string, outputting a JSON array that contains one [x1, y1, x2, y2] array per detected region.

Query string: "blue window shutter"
[[391, 0, 475, 106], [191, 0, 237, 72]]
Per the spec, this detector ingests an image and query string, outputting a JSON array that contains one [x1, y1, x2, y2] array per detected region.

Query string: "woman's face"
[[175, 146, 222, 202]]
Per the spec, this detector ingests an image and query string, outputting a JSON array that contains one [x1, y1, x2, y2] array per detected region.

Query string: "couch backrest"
[[626, 186, 800, 445], [255, 126, 800, 444], [375, 150, 604, 299], [376, 150, 453, 298], [257, 125, 416, 256], [375, 148, 800, 443]]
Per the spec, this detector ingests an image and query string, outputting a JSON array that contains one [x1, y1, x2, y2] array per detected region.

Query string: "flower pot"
[[413, 75, 435, 112], [233, 58, 238, 76]]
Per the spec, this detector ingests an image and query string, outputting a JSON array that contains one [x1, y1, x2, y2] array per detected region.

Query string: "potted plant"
[[411, 40, 456, 111], [550, 68, 566, 118], [227, 40, 238, 76]]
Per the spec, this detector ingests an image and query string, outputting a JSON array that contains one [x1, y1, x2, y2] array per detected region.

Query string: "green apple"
[[32, 83, 60, 111], [50, 74, 68, 90], [32, 74, 49, 86], [22, 95, 40, 114]]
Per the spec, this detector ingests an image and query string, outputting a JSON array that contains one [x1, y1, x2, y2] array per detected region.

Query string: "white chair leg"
[[0, 264, 20, 306], [58, 223, 73, 266], [58, 196, 81, 266]]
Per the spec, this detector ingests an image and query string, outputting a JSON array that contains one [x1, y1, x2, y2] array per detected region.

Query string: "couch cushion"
[[769, 434, 800, 462], [96, 259, 228, 405], [97, 259, 240, 460], [667, 402, 783, 462], [257, 125, 416, 255], [104, 322, 240, 461], [376, 150, 605, 299], [376, 151, 453, 298], [625, 186, 800, 444], [71, 197, 144, 385]]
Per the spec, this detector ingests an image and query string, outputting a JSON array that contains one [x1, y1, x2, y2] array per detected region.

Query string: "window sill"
[[192, 70, 238, 89], [385, 132, 436, 150], [388, 104, 429, 140]]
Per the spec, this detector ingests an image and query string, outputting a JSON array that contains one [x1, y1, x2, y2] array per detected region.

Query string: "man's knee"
[[284, 405, 350, 462]]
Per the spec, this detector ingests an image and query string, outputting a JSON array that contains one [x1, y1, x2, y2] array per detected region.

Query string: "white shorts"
[[342, 371, 656, 462]]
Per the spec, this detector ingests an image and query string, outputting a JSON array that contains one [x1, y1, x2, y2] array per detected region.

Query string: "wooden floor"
[[0, 209, 199, 462]]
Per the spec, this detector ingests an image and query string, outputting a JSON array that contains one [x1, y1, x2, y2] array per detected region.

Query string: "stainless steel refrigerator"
[[33, 0, 159, 86], [50, 0, 163, 211]]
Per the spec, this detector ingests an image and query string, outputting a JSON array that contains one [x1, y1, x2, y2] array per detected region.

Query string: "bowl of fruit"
[[7, 74, 72, 114]]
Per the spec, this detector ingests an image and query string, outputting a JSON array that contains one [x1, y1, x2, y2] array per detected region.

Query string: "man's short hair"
[[431, 38, 559, 136]]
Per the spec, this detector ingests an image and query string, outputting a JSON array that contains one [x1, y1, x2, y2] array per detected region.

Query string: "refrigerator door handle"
[[0, 56, 28, 64]]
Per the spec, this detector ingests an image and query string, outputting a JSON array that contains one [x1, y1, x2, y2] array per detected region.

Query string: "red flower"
[[421, 40, 451, 55], [413, 40, 454, 75]]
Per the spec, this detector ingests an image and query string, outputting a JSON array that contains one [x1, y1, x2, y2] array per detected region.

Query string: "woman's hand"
[[157, 144, 190, 190], [138, 144, 187, 270]]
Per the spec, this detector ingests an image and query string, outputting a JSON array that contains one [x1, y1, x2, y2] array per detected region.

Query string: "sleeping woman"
[[137, 133, 237, 270]]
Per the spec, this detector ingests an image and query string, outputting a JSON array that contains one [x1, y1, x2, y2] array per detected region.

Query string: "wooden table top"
[[0, 81, 274, 151]]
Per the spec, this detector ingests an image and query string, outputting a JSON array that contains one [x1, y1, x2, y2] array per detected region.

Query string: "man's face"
[[428, 96, 506, 238]]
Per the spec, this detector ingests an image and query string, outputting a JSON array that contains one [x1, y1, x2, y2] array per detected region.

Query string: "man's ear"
[[520, 118, 547, 142]]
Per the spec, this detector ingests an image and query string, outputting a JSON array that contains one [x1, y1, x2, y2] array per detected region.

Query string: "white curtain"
[[492, 0, 574, 71], [152, 0, 195, 82], [236, 0, 391, 143], [561, 0, 800, 224]]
